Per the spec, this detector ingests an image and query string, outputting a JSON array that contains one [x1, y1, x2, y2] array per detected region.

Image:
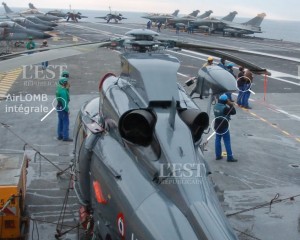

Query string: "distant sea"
[[1, 8, 300, 43]]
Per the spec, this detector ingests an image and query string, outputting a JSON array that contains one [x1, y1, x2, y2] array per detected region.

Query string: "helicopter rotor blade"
[[194, 48, 271, 75], [0, 32, 270, 76], [162, 40, 271, 76], [0, 41, 111, 72]]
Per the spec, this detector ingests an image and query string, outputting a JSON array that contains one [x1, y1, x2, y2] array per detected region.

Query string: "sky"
[[2, 0, 300, 21]]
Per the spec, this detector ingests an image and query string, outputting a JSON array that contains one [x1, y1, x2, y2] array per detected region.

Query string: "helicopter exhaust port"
[[179, 109, 209, 143], [119, 109, 156, 147]]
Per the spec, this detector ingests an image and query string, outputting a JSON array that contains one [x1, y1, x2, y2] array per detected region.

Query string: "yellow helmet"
[[207, 56, 214, 61]]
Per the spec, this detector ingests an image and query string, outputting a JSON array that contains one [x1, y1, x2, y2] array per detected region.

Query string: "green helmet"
[[59, 77, 68, 85], [61, 70, 69, 78]]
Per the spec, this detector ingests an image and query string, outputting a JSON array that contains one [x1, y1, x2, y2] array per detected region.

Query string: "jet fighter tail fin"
[[172, 9, 180, 17], [221, 11, 238, 22], [243, 13, 266, 27], [188, 10, 200, 17], [2, 2, 14, 14], [28, 3, 36, 9], [198, 10, 213, 19]]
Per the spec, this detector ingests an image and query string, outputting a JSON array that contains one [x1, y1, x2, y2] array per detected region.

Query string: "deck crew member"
[[56, 77, 72, 142], [213, 94, 237, 162]]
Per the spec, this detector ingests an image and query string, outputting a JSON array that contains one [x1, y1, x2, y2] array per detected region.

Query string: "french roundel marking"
[[117, 212, 125, 238]]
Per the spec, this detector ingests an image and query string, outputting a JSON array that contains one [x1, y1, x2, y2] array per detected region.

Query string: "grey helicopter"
[[68, 29, 269, 239], [0, 29, 270, 240]]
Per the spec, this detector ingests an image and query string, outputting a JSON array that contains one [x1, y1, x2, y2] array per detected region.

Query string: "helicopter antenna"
[[206, 89, 214, 116], [168, 97, 176, 130]]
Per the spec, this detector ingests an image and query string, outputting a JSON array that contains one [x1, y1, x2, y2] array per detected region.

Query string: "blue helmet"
[[219, 94, 228, 101], [227, 63, 234, 67]]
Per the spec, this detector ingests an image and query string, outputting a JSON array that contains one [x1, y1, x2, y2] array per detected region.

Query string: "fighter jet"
[[222, 13, 267, 36], [167, 10, 213, 28], [20, 9, 61, 22], [66, 11, 88, 22], [192, 11, 238, 32], [46, 10, 68, 18], [166, 10, 199, 27], [0, 21, 52, 41], [8, 17, 54, 31], [95, 8, 127, 23], [25, 16, 58, 27], [1, 2, 61, 22], [26, 2, 67, 19], [141, 9, 179, 24], [1, 3, 58, 27], [44, 5, 88, 22]]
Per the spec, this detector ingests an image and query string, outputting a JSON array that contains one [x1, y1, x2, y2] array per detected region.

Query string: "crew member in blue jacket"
[[213, 94, 237, 162], [217, 58, 227, 70]]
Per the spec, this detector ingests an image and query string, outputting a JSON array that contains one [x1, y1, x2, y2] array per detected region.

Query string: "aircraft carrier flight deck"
[[0, 20, 300, 240]]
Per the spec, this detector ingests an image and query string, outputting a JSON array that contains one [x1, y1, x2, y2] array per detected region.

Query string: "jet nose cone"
[[51, 16, 62, 21], [43, 33, 52, 39]]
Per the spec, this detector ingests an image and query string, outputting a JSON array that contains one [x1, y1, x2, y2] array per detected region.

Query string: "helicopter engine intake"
[[119, 109, 156, 146]]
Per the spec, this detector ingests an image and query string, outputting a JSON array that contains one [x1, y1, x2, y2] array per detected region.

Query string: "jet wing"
[[95, 16, 108, 19]]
